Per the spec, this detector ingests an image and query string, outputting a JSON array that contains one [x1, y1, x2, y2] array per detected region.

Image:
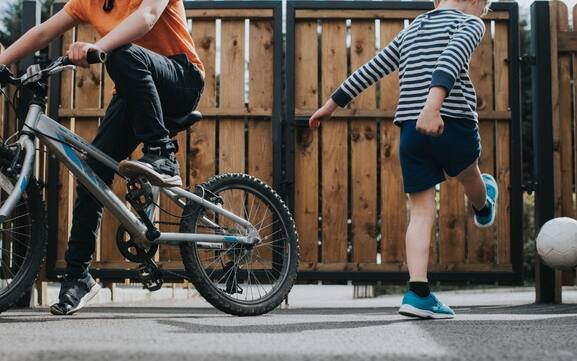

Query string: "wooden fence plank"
[[467, 22, 495, 264], [379, 20, 406, 264], [321, 20, 348, 263], [248, 19, 274, 185], [219, 20, 246, 224], [439, 179, 466, 265], [550, 1, 563, 219], [350, 20, 377, 263], [190, 19, 217, 187], [495, 22, 512, 266], [219, 20, 245, 175], [56, 119, 72, 264], [248, 19, 275, 267], [294, 21, 319, 267]]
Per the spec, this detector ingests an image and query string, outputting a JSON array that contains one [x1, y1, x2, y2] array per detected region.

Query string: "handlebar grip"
[[87, 50, 107, 64], [61, 49, 107, 66]]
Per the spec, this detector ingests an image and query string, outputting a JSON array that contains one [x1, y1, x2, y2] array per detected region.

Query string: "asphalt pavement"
[[1, 291, 577, 361]]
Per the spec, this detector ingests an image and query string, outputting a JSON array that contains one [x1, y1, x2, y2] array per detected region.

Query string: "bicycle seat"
[[165, 111, 203, 137]]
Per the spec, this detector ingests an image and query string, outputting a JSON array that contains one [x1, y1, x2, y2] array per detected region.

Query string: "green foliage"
[[0, 0, 55, 47]]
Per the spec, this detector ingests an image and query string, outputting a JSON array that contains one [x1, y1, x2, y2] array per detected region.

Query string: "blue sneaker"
[[474, 174, 499, 228], [398, 291, 455, 319]]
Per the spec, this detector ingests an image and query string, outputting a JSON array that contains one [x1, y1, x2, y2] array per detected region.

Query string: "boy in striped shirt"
[[308, 0, 497, 319]]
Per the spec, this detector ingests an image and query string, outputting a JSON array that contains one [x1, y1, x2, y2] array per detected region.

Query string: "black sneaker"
[[50, 273, 101, 316], [118, 141, 182, 187]]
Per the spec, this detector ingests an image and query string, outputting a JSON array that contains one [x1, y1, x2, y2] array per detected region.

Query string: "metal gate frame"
[[44, 0, 284, 281], [285, 0, 523, 283], [530, 0, 562, 303]]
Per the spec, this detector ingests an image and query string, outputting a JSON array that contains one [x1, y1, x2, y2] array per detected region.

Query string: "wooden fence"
[[287, 2, 521, 280], [43, 1, 521, 282], [50, 2, 281, 274]]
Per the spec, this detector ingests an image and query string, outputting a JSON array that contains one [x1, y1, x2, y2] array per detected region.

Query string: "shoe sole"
[[50, 283, 101, 316], [398, 304, 454, 319], [118, 161, 183, 187], [474, 174, 499, 229]]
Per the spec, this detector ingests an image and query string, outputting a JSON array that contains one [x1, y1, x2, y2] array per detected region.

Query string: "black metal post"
[[14, 0, 39, 307], [17, 1, 39, 129], [272, 2, 284, 197], [285, 2, 296, 213], [508, 3, 524, 277], [530, 1, 557, 304]]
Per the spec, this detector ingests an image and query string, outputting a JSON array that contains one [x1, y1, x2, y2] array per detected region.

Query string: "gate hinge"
[[521, 180, 535, 195], [520, 55, 536, 65]]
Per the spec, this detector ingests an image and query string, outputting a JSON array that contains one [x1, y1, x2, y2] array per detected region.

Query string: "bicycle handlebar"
[[0, 49, 107, 88]]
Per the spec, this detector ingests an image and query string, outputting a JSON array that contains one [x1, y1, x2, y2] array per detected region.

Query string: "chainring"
[[115, 225, 159, 263]]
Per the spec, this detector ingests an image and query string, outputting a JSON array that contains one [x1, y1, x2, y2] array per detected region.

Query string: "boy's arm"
[[331, 31, 404, 108], [309, 30, 404, 128], [68, 0, 170, 67], [429, 17, 485, 95], [0, 9, 78, 66]]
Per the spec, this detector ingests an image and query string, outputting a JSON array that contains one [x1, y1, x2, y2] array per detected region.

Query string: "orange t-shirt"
[[64, 0, 204, 73]]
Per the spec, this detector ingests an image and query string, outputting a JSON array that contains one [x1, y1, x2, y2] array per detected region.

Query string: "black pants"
[[64, 44, 204, 277]]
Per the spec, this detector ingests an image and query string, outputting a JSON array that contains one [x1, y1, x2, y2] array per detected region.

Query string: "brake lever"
[[48, 65, 77, 75]]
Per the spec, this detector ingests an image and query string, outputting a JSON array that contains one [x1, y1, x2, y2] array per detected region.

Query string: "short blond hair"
[[434, 0, 492, 15]]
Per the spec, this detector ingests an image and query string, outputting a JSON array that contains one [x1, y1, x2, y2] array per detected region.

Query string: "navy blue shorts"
[[399, 117, 481, 194]]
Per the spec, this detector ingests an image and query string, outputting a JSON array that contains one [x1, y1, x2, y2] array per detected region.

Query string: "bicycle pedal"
[[126, 177, 154, 209], [137, 261, 164, 292]]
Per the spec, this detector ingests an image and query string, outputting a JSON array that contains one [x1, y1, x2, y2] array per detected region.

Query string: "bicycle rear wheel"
[[0, 166, 46, 314], [179, 173, 299, 316]]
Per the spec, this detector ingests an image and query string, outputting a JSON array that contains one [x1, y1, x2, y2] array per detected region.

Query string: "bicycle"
[[0, 51, 299, 316]]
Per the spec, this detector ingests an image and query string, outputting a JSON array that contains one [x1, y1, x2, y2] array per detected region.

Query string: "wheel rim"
[[188, 184, 292, 305]]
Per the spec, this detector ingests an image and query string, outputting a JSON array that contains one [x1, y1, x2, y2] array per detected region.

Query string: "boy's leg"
[[105, 44, 203, 187], [455, 161, 499, 228], [52, 96, 139, 316], [399, 187, 455, 319], [406, 188, 436, 282], [454, 161, 486, 210]]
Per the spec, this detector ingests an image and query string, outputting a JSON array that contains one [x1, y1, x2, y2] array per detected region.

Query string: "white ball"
[[537, 217, 577, 270]]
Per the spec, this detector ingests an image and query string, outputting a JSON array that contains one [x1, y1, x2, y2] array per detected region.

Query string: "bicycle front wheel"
[[0, 173, 46, 314], [179, 173, 299, 316]]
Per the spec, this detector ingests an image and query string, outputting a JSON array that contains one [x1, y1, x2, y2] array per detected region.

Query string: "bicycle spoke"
[[0, 211, 30, 224], [0, 224, 32, 232]]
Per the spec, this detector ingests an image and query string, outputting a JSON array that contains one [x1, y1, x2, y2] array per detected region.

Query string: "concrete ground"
[[2, 285, 577, 361]]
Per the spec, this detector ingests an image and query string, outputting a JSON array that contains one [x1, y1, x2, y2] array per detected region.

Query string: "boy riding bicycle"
[[0, 0, 204, 315], [309, 0, 497, 318]]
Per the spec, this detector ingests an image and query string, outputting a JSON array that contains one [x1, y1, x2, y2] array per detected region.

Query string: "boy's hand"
[[309, 98, 338, 129], [416, 86, 447, 136], [67, 42, 104, 68], [416, 107, 444, 136]]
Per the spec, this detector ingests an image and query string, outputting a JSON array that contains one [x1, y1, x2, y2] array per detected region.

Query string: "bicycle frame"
[[0, 103, 256, 247]]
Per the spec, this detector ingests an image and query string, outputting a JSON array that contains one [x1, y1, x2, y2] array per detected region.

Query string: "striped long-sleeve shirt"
[[331, 9, 486, 124]]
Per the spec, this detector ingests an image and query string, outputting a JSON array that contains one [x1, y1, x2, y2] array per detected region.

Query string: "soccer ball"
[[536, 217, 577, 270]]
